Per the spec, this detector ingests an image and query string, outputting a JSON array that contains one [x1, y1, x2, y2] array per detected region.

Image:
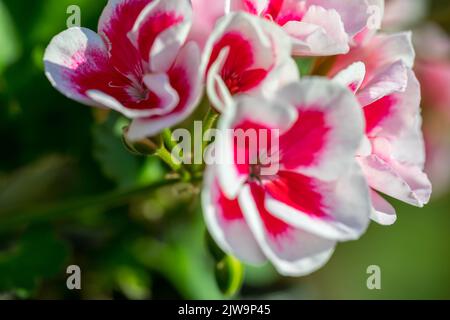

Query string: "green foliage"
[[134, 214, 224, 300], [0, 156, 72, 211], [295, 57, 315, 76], [215, 255, 244, 298], [92, 114, 141, 190], [0, 225, 69, 295], [0, 1, 20, 73]]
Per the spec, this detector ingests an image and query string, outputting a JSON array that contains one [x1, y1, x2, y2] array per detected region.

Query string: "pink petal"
[[331, 32, 415, 85], [277, 78, 364, 181], [357, 60, 408, 107], [370, 190, 397, 226], [359, 154, 432, 208], [238, 183, 336, 276], [216, 94, 297, 198], [333, 62, 366, 93], [188, 0, 227, 49], [414, 24, 450, 60], [44, 27, 117, 107], [202, 166, 266, 264], [362, 69, 420, 140], [231, 0, 268, 15], [98, 0, 151, 75], [391, 114, 426, 169], [423, 123, 450, 196], [264, 164, 371, 241], [416, 60, 450, 117], [44, 28, 170, 119], [202, 12, 292, 110], [285, 5, 349, 56], [306, 0, 370, 36], [128, 0, 192, 72], [127, 42, 202, 140], [383, 0, 427, 30]]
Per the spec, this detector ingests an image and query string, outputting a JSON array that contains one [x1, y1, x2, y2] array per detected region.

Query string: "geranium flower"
[[330, 32, 432, 225], [202, 78, 371, 276], [230, 0, 374, 56], [188, 0, 227, 49], [44, 0, 202, 141], [201, 12, 298, 111]]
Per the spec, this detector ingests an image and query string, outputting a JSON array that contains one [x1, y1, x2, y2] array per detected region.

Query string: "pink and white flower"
[[44, 0, 202, 141], [188, 0, 227, 49], [202, 78, 371, 276], [330, 32, 432, 225], [201, 12, 298, 111], [230, 0, 374, 56]]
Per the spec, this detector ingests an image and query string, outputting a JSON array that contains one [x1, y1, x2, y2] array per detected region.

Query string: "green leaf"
[[0, 225, 69, 294], [134, 215, 224, 300], [92, 114, 141, 190], [205, 230, 226, 262], [115, 266, 151, 300], [28, 0, 105, 44], [0, 156, 72, 212], [215, 255, 244, 298], [0, 177, 182, 233], [0, 1, 20, 73], [295, 57, 315, 76]]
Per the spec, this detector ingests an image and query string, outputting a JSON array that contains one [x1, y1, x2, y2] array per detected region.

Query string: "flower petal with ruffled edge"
[[203, 78, 371, 275], [331, 37, 431, 225], [231, 0, 372, 56], [201, 12, 296, 111], [44, 0, 202, 141]]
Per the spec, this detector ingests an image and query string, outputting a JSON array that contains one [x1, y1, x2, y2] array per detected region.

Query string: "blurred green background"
[[0, 0, 449, 300]]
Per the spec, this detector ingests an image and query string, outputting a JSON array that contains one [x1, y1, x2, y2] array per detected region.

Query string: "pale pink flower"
[[414, 24, 450, 119], [417, 61, 450, 119], [383, 0, 427, 30], [423, 112, 450, 197], [44, 0, 202, 141], [230, 0, 374, 56], [188, 0, 227, 49], [202, 78, 371, 276], [413, 24, 450, 195], [331, 32, 432, 225], [201, 12, 298, 111]]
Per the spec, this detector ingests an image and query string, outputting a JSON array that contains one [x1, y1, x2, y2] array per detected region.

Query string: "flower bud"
[[215, 255, 244, 298], [122, 126, 161, 156]]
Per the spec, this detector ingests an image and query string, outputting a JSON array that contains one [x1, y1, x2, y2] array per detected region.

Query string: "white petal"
[[202, 165, 266, 264], [239, 185, 336, 277], [277, 78, 365, 181], [216, 94, 297, 199], [286, 6, 349, 56], [333, 61, 366, 93], [370, 190, 397, 226], [265, 164, 371, 241], [44, 27, 109, 108]]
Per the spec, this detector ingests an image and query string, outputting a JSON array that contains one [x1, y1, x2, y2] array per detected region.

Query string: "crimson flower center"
[[224, 71, 243, 95]]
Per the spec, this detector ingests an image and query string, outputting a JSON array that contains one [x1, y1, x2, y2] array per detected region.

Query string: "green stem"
[[0, 178, 182, 233], [310, 56, 337, 76], [202, 108, 219, 151], [162, 128, 178, 151], [156, 145, 191, 182], [192, 108, 219, 173], [156, 145, 182, 172]]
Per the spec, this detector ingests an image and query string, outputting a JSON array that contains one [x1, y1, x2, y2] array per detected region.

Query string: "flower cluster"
[[44, 0, 431, 276]]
